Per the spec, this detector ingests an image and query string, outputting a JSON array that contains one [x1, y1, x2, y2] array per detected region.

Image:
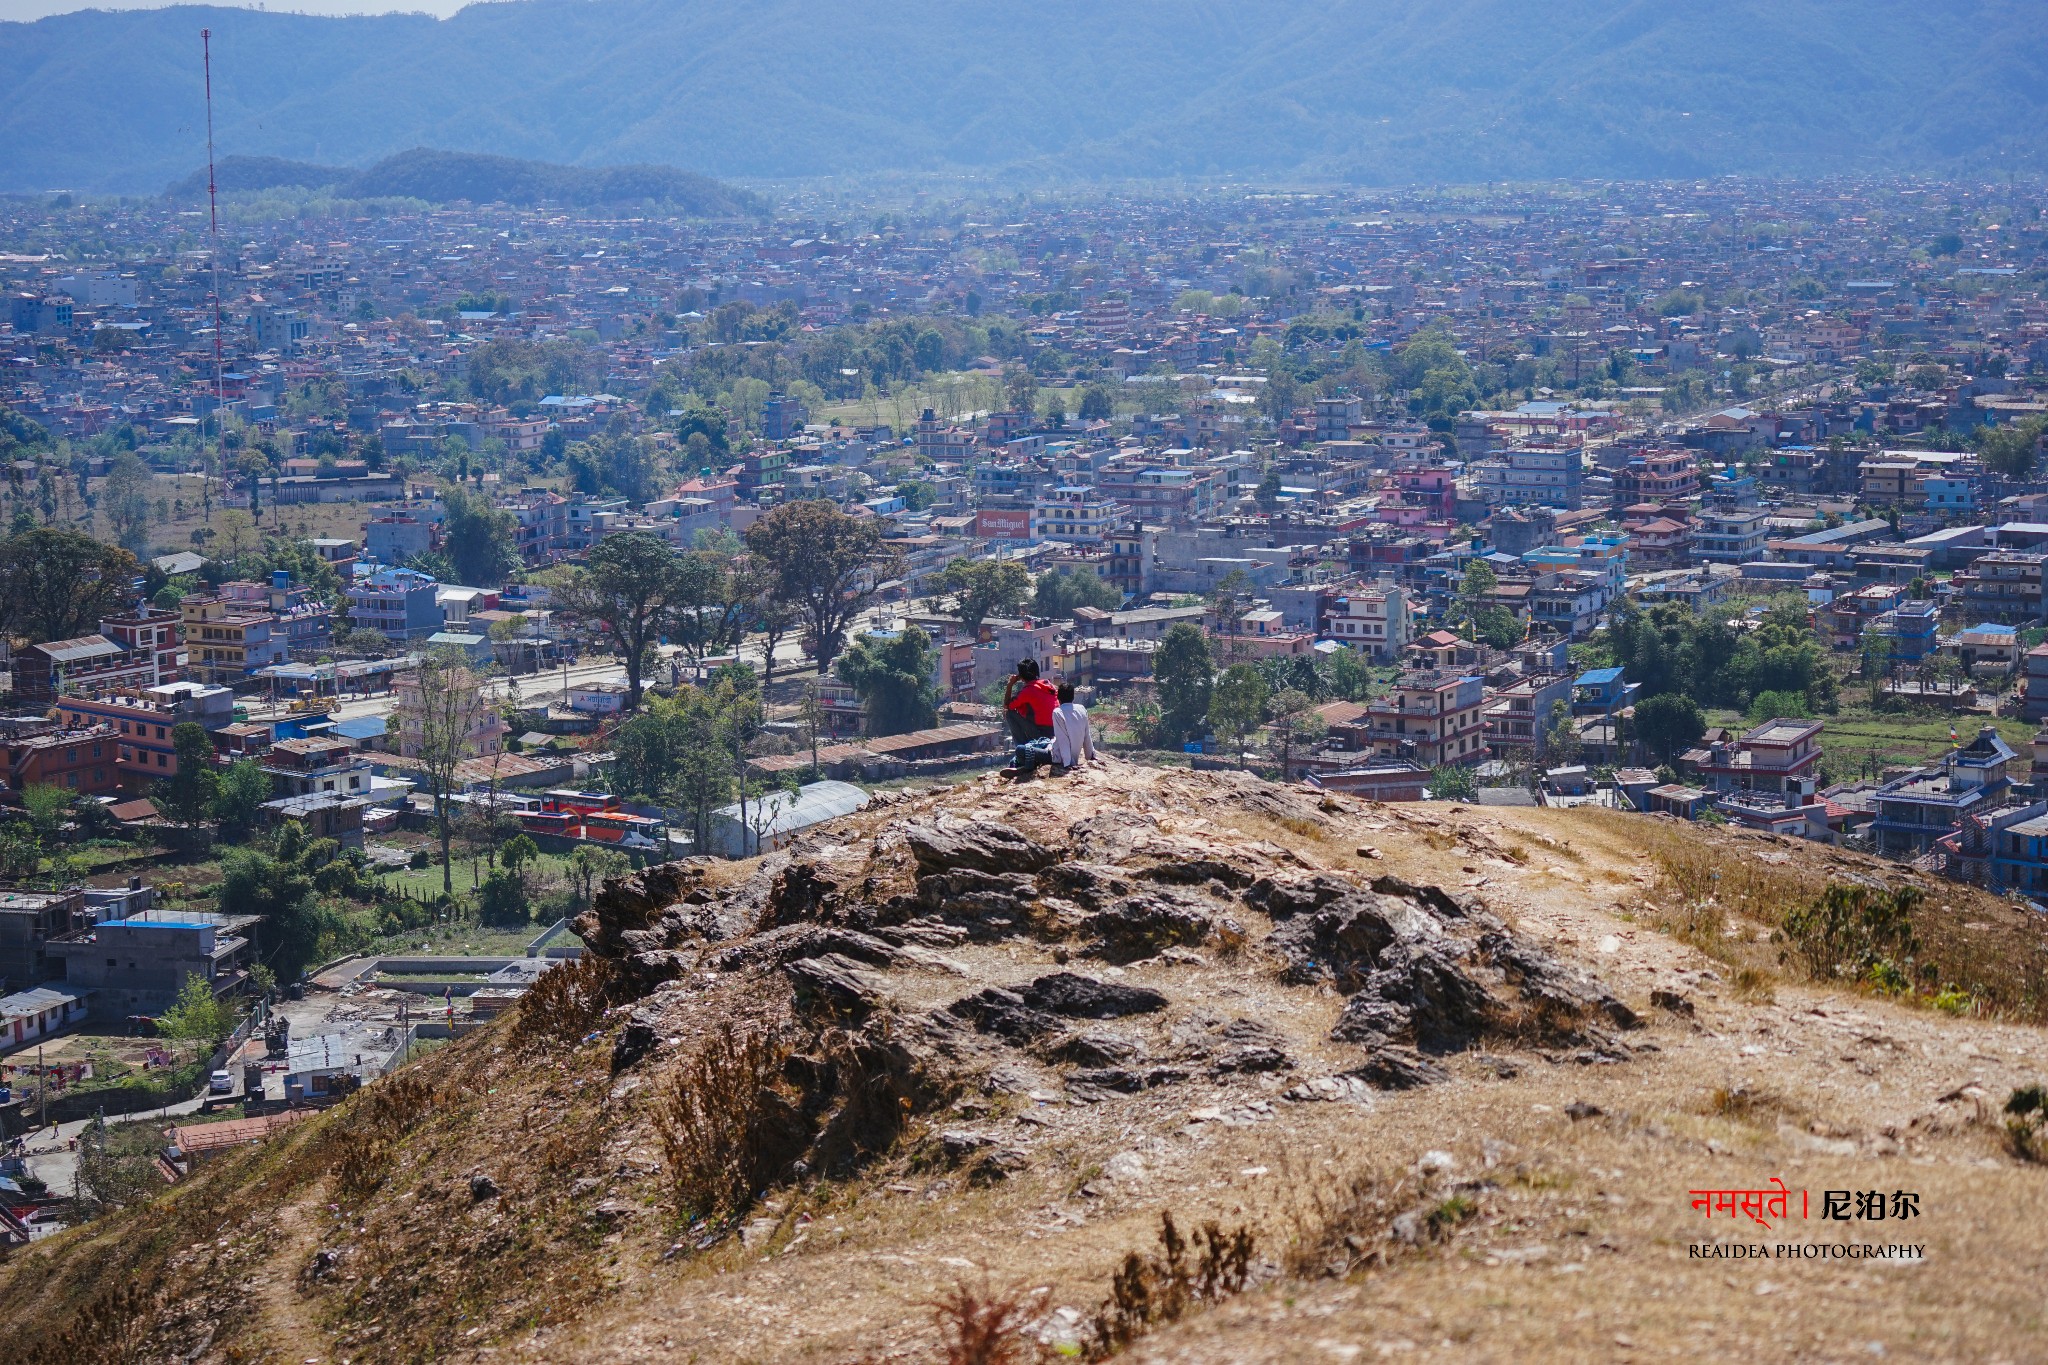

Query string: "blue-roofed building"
[[1573, 667, 1639, 716], [45, 910, 257, 1018]]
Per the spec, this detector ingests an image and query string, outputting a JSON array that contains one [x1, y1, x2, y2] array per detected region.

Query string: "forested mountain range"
[[3, 0, 2045, 194]]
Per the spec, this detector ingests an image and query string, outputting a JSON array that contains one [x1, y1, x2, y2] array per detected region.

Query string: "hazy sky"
[[1, 0, 468, 20]]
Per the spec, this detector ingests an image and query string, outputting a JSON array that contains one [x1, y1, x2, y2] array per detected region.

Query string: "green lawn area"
[[374, 847, 581, 899]]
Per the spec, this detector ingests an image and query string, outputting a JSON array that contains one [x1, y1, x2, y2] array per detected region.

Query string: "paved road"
[[18, 1090, 213, 1197]]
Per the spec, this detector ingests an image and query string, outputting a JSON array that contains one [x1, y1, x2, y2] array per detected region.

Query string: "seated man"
[[1001, 659, 1058, 777], [1050, 682, 1096, 770]]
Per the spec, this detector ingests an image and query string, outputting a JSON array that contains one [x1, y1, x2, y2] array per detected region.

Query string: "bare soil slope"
[[6, 764, 2046, 1365]]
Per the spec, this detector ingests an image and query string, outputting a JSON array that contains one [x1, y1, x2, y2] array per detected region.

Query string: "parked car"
[[208, 1070, 234, 1095]]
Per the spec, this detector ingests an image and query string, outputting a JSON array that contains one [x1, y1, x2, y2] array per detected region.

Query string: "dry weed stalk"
[[929, 1279, 1044, 1365], [1085, 1212, 1254, 1359], [508, 953, 618, 1053]]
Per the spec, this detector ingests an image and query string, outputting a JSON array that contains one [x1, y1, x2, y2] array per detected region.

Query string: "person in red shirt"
[[1003, 658, 1057, 742]]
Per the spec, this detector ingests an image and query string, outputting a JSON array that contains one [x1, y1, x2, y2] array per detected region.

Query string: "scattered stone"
[[1565, 1101, 1604, 1122], [905, 816, 1064, 878], [1650, 988, 1695, 1016], [939, 1130, 996, 1161], [1041, 1032, 1139, 1067], [1022, 972, 1168, 1019], [1284, 1074, 1374, 1102], [469, 1173, 500, 1202], [610, 1011, 661, 1075], [1342, 1047, 1450, 1090], [1082, 891, 1214, 963], [946, 988, 1063, 1042], [1069, 1066, 1189, 1093], [782, 953, 888, 1019]]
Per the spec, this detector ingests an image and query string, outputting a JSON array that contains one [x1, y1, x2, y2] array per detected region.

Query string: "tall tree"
[[100, 451, 154, 555], [835, 626, 941, 736], [554, 530, 690, 709], [0, 527, 140, 643], [1634, 693, 1707, 766], [931, 557, 1030, 632], [397, 649, 495, 895], [745, 500, 893, 672], [440, 485, 521, 588], [1152, 622, 1214, 747], [1207, 663, 1270, 768], [153, 723, 219, 832]]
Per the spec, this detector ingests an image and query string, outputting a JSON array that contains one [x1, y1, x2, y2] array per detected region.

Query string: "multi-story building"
[[9, 635, 158, 706], [1613, 447, 1700, 506], [365, 510, 440, 566], [392, 668, 506, 758], [1328, 581, 1410, 662], [53, 682, 234, 790], [1869, 600, 1941, 662], [180, 594, 287, 684], [98, 608, 184, 686], [1033, 486, 1126, 545], [0, 887, 84, 995], [1871, 727, 2016, 857], [261, 735, 374, 799], [0, 717, 119, 798], [2022, 643, 2048, 723], [1473, 443, 1583, 510], [1950, 552, 2046, 624], [1684, 718, 1824, 797], [1482, 671, 1576, 760], [1359, 669, 1487, 768], [1692, 503, 1769, 564], [346, 567, 444, 640], [1096, 466, 1225, 526]]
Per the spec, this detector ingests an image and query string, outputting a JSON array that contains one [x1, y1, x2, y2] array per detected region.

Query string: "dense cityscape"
[[3, 151, 2048, 1357]]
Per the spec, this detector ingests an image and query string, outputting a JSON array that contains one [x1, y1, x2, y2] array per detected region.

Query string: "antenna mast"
[[203, 29, 226, 504]]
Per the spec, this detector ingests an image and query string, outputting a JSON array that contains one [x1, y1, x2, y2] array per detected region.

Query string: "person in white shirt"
[[1050, 683, 1097, 769]]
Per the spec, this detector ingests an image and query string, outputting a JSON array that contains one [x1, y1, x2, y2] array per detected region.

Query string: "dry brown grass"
[[654, 1023, 803, 1224], [507, 953, 619, 1053]]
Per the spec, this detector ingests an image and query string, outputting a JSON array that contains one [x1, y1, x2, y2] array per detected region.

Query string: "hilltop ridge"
[[5, 764, 2047, 1363]]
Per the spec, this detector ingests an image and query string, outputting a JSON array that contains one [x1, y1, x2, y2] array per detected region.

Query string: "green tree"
[[1430, 763, 1479, 801], [554, 530, 691, 710], [1030, 566, 1121, 618], [153, 723, 219, 831], [1471, 605, 1523, 650], [1207, 664, 1271, 768], [218, 841, 335, 982], [931, 557, 1030, 632], [0, 527, 141, 643], [1152, 623, 1214, 748], [1254, 468, 1283, 513], [745, 500, 894, 671], [440, 485, 521, 588], [159, 971, 235, 1050], [1078, 387, 1113, 422], [567, 844, 631, 909], [1980, 416, 2046, 480], [835, 627, 941, 737], [1542, 698, 1581, 765], [209, 758, 272, 839], [1634, 693, 1707, 766]]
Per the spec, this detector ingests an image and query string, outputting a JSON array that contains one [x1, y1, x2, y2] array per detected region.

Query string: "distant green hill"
[[163, 148, 764, 215], [6, 0, 2047, 192]]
